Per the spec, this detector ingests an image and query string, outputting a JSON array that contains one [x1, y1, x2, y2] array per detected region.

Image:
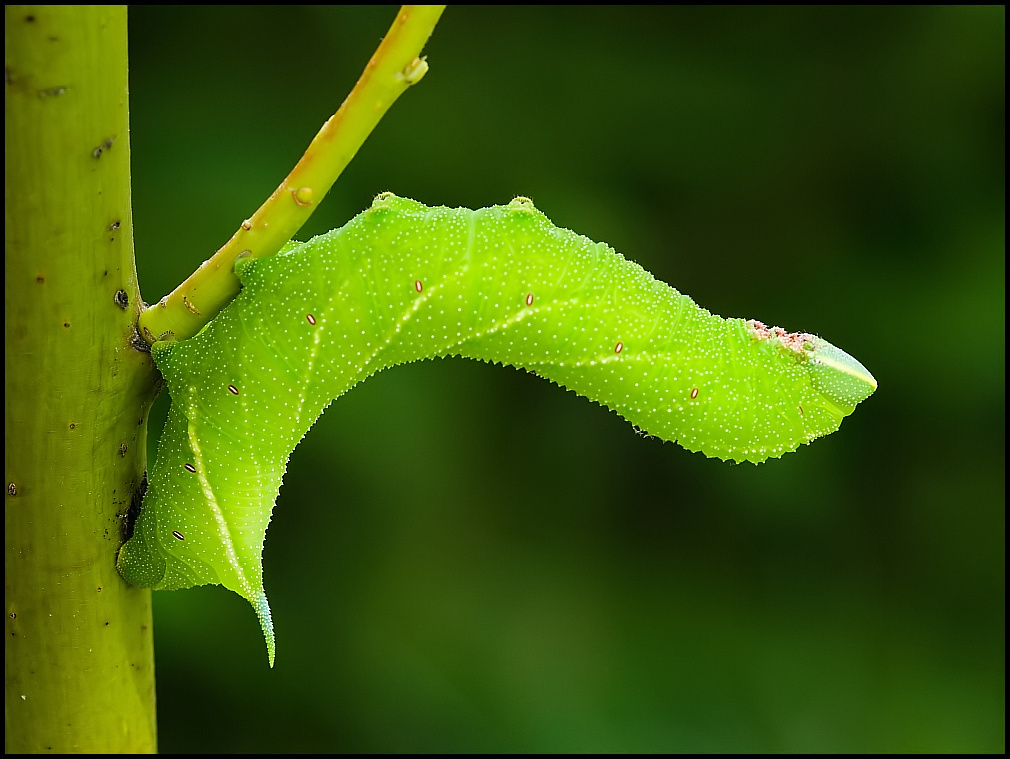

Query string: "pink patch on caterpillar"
[[746, 319, 816, 355]]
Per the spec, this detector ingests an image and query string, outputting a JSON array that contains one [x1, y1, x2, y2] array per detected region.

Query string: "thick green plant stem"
[[5, 6, 159, 752]]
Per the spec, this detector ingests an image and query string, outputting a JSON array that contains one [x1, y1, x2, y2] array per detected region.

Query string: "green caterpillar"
[[118, 194, 876, 665]]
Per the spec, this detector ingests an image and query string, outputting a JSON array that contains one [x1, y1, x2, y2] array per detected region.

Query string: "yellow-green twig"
[[138, 5, 446, 345]]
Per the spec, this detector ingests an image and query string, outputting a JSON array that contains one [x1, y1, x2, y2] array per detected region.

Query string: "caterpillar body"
[[118, 194, 876, 665]]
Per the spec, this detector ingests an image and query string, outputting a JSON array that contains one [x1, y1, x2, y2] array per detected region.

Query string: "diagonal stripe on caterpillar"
[[118, 193, 876, 665]]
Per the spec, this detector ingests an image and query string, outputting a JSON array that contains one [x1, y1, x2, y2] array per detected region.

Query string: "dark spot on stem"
[[91, 138, 114, 159], [119, 443, 128, 457], [7, 482, 17, 497], [122, 475, 147, 541], [114, 289, 129, 309], [130, 328, 151, 353]]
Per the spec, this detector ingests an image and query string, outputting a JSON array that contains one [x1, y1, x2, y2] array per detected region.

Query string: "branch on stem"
[[138, 5, 445, 345]]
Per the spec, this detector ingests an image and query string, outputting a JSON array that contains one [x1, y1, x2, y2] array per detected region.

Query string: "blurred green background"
[[127, 6, 1003, 752]]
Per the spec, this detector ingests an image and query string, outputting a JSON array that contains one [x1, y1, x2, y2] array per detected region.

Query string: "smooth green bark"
[[5, 6, 159, 752]]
